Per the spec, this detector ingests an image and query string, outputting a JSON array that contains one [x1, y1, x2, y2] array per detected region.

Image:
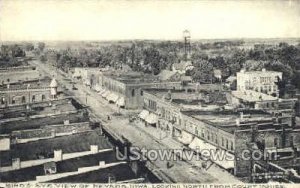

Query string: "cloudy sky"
[[0, 0, 299, 41]]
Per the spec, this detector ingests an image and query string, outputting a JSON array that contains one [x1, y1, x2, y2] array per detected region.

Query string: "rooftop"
[[183, 109, 273, 134], [0, 130, 112, 165], [105, 72, 160, 84], [232, 90, 278, 102], [0, 77, 52, 90], [144, 87, 228, 108], [0, 110, 88, 134], [0, 98, 77, 120], [49, 163, 137, 183], [0, 150, 118, 182]]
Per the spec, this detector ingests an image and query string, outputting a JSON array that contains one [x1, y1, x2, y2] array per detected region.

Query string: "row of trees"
[[0, 42, 46, 68], [43, 41, 300, 90]]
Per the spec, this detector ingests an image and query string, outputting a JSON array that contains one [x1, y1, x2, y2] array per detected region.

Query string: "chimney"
[[12, 158, 21, 170], [99, 161, 105, 167], [240, 112, 244, 120], [0, 137, 10, 151], [90, 145, 99, 153], [51, 130, 56, 138], [54, 150, 62, 161], [236, 119, 240, 126], [64, 120, 70, 125]]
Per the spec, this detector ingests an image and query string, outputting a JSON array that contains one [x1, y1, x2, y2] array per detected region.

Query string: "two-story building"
[[237, 68, 282, 97]]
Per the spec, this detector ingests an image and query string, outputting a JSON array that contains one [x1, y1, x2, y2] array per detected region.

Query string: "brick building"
[[141, 86, 300, 181]]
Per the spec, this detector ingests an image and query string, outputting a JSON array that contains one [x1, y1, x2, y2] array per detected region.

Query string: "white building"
[[237, 68, 282, 96]]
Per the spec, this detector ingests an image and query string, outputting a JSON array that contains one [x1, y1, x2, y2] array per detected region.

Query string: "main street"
[[30, 59, 242, 183]]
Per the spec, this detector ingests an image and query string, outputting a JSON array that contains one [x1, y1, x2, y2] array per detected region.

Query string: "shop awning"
[[116, 97, 125, 107], [102, 91, 110, 98], [214, 152, 235, 169], [189, 137, 216, 157], [99, 89, 106, 95], [139, 110, 149, 120], [177, 131, 194, 145], [145, 113, 158, 124], [94, 85, 102, 92], [189, 137, 234, 169], [107, 93, 119, 103]]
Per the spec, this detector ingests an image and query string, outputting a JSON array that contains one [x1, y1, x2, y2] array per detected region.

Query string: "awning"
[[94, 85, 102, 92], [107, 93, 119, 103], [98, 89, 106, 95], [145, 113, 158, 124], [189, 137, 217, 156], [214, 151, 235, 169], [189, 137, 234, 169], [116, 97, 125, 107], [177, 131, 194, 145], [101, 91, 110, 98], [139, 110, 149, 120]]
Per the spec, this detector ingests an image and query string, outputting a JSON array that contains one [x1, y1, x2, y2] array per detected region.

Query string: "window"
[[274, 138, 279, 147], [201, 129, 204, 138], [221, 137, 224, 147], [1, 97, 4, 105], [140, 90, 143, 96], [131, 89, 135, 97], [32, 95, 36, 102], [21, 96, 26, 103], [230, 141, 234, 150], [226, 139, 229, 149], [42, 95, 46, 101], [290, 136, 294, 147]]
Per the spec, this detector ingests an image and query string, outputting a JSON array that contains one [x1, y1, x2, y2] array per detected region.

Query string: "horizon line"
[[1, 37, 300, 43]]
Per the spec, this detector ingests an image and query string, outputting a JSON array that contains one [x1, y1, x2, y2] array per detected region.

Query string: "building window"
[[42, 95, 46, 101], [201, 129, 204, 138], [140, 90, 143, 96], [226, 139, 229, 149], [131, 89, 135, 97], [230, 141, 234, 150], [21, 96, 26, 103], [32, 95, 36, 102], [274, 138, 279, 147], [221, 137, 224, 147], [1, 97, 5, 105], [215, 134, 218, 144], [290, 136, 294, 147]]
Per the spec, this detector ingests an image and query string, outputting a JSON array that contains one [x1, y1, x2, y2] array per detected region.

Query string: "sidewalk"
[[133, 120, 242, 183]]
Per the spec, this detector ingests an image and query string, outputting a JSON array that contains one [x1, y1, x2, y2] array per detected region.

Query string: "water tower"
[[183, 30, 191, 61]]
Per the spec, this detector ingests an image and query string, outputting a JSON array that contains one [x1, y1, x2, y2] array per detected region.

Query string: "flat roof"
[[144, 88, 228, 107], [183, 110, 273, 134], [232, 90, 278, 102], [106, 72, 160, 84], [0, 77, 52, 90]]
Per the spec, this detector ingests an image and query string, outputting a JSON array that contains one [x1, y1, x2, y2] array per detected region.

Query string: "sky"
[[0, 0, 299, 41]]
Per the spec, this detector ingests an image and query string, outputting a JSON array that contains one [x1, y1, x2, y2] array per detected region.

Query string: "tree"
[[25, 43, 34, 51], [38, 42, 45, 52], [191, 60, 213, 83]]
